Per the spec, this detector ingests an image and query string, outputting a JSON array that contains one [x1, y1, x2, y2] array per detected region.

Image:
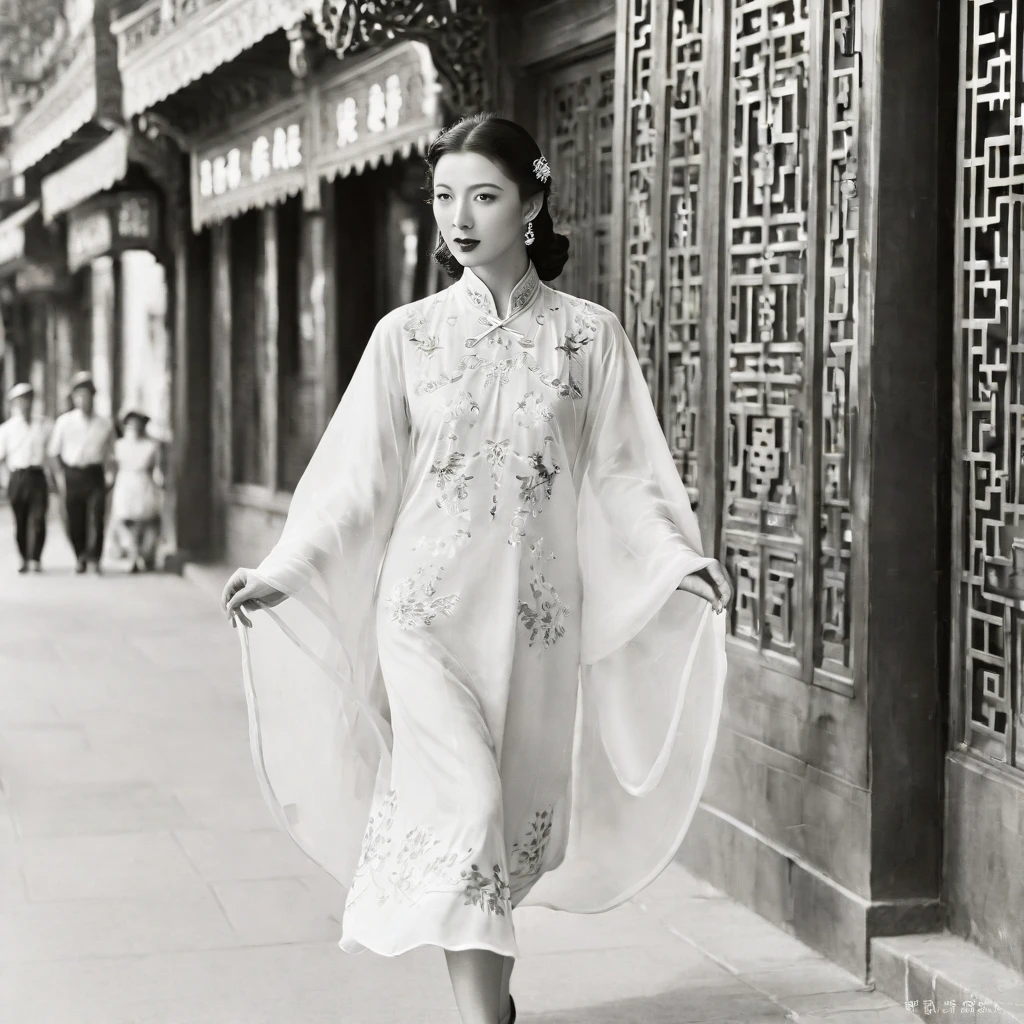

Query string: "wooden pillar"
[[210, 223, 233, 557], [89, 257, 116, 420], [170, 215, 213, 562], [259, 206, 279, 493], [310, 182, 338, 430], [863, 0, 944, 915]]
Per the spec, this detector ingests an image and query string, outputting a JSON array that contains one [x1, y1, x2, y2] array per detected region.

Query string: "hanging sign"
[[67, 192, 160, 272], [191, 99, 308, 230], [313, 41, 442, 182]]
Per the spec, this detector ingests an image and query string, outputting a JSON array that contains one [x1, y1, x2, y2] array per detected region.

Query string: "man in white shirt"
[[47, 371, 115, 574], [0, 382, 52, 573]]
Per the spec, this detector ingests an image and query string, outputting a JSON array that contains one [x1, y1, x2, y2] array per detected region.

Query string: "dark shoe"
[[500, 996, 516, 1024], [29, 561, 42, 573], [75, 559, 87, 574], [17, 562, 28, 574]]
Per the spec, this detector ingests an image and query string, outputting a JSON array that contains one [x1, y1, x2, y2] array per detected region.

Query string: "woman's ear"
[[524, 193, 545, 224]]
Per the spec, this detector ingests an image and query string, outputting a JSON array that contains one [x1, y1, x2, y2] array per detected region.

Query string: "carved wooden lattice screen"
[[953, 0, 1024, 767], [619, 0, 860, 690], [538, 50, 617, 308]]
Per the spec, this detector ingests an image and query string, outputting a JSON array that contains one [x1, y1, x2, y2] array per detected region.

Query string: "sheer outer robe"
[[237, 293, 727, 923]]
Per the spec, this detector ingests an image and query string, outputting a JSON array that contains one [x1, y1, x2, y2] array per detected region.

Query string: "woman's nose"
[[453, 201, 472, 230]]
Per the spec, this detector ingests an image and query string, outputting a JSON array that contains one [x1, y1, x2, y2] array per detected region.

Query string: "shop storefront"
[[186, 40, 446, 565], [0, 201, 67, 416]]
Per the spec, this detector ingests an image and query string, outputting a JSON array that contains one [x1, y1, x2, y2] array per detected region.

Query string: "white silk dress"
[[238, 263, 727, 958]]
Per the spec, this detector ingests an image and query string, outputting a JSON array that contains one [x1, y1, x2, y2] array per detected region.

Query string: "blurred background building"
[[0, 0, 1021, 1012]]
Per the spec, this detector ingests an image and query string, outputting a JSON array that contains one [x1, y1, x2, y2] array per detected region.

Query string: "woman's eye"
[[476, 193, 496, 203], [434, 192, 452, 202]]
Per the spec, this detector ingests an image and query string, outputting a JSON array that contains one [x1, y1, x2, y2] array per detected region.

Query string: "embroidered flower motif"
[[479, 439, 511, 519], [414, 530, 471, 559], [461, 863, 512, 915], [346, 789, 514, 918], [431, 432, 474, 518], [415, 370, 466, 396], [385, 566, 460, 629], [516, 442, 560, 508], [509, 808, 554, 892], [514, 392, 554, 427], [442, 390, 480, 423], [518, 540, 569, 647], [404, 310, 442, 357]]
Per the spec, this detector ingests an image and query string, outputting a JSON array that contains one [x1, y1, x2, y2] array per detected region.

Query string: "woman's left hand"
[[678, 560, 734, 615]]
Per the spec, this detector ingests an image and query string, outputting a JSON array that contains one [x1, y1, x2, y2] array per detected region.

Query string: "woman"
[[110, 408, 163, 572], [222, 114, 732, 1024]]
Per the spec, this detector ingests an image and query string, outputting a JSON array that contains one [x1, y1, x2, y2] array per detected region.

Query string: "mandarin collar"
[[458, 262, 541, 320]]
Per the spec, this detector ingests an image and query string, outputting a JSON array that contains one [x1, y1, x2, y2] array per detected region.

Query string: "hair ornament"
[[532, 155, 551, 183]]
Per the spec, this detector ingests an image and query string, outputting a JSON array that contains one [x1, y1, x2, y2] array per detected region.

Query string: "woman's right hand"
[[221, 568, 287, 629]]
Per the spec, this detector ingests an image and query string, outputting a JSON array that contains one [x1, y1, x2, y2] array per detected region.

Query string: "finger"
[[708, 564, 733, 605], [679, 576, 718, 605], [234, 606, 253, 629], [225, 583, 258, 616]]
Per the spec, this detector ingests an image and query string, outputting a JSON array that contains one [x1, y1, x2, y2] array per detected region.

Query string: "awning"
[[312, 41, 443, 182], [5, 30, 121, 176], [41, 130, 131, 224], [0, 202, 42, 275], [113, 0, 310, 117]]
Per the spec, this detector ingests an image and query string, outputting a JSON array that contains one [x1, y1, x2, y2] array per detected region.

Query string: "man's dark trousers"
[[63, 465, 106, 564], [8, 467, 48, 563]]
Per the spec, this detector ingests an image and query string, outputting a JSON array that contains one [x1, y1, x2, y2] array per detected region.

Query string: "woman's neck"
[[470, 248, 531, 318]]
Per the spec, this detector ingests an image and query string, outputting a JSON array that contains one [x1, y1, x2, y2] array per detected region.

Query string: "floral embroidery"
[[442, 390, 480, 423], [385, 566, 459, 629], [514, 391, 553, 427], [403, 310, 441, 357], [461, 864, 511, 915], [515, 439, 560, 509], [431, 431, 474, 519], [479, 438, 511, 519], [509, 808, 554, 892], [414, 530, 471, 559], [346, 789, 513, 917], [415, 370, 465, 396], [518, 540, 569, 647]]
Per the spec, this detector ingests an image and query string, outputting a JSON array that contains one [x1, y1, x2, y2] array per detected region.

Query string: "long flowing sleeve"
[[237, 310, 410, 891], [523, 310, 728, 914]]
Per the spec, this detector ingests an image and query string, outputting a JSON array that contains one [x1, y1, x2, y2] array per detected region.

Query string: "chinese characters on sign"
[[198, 122, 303, 199], [334, 75, 403, 148], [67, 194, 160, 272]]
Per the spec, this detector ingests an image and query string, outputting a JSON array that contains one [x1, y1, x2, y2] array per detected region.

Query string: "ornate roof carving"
[[112, 0, 310, 116]]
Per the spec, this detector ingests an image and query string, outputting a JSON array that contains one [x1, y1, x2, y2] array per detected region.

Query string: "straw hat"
[[6, 382, 33, 402]]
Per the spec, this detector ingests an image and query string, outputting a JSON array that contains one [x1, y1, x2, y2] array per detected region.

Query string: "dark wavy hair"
[[425, 113, 570, 282]]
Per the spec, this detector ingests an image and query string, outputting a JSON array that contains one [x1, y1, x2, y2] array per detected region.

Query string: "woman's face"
[[125, 416, 144, 437], [432, 152, 541, 272]]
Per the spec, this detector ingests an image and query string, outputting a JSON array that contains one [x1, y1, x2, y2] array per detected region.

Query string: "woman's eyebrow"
[[434, 183, 505, 190]]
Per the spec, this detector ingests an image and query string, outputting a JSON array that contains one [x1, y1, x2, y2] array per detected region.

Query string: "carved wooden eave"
[[112, 0, 310, 118], [40, 125, 179, 223], [5, 13, 123, 177]]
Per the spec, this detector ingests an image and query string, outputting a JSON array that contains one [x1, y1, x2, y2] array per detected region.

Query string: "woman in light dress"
[[110, 409, 163, 572], [221, 114, 732, 1024]]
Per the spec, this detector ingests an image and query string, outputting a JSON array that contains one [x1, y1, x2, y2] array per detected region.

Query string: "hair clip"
[[532, 155, 551, 183]]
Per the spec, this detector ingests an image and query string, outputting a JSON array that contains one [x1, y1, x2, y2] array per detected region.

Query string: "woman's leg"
[[499, 956, 515, 1023], [445, 948, 505, 1024]]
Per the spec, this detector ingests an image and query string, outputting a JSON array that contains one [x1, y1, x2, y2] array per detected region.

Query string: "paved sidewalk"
[[0, 518, 918, 1023]]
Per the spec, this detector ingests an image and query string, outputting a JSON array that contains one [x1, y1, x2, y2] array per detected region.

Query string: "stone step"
[[872, 933, 1024, 1024]]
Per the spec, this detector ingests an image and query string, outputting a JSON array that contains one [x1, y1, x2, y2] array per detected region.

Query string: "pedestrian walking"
[[109, 408, 163, 573], [222, 114, 733, 1024], [0, 382, 52, 573], [47, 371, 115, 574]]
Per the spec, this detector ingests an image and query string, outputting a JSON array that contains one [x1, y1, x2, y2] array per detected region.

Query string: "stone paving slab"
[[0, 519, 921, 1022]]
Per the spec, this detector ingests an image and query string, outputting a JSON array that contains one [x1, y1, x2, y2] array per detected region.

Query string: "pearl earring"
[[524, 221, 535, 246]]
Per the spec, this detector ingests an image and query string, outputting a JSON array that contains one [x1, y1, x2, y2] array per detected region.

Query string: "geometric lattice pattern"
[[540, 52, 617, 309], [722, 0, 811, 669], [817, 0, 859, 686], [956, 0, 1024, 766]]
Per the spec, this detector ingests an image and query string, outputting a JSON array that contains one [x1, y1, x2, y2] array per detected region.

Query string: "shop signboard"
[[67, 192, 161, 272]]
